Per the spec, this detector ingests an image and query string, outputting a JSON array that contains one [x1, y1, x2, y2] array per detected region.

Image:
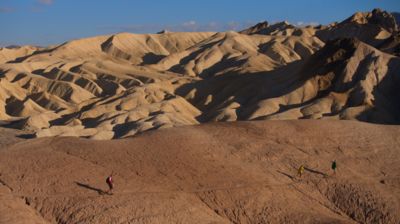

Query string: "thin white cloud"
[[181, 21, 198, 31], [182, 21, 196, 26], [308, 22, 320, 26], [295, 21, 319, 27], [38, 0, 54, 5], [226, 21, 241, 31], [98, 21, 253, 33]]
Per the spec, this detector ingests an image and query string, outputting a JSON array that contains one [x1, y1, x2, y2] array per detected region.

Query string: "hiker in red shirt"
[[106, 173, 114, 194]]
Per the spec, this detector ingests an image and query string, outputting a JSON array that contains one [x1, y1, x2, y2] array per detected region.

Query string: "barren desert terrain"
[[0, 8, 400, 224], [0, 9, 400, 139], [1, 120, 400, 223]]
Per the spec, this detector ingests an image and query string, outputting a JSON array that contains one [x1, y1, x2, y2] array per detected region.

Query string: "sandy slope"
[[0, 120, 399, 224], [0, 9, 399, 139], [0, 46, 39, 64], [0, 8, 399, 224]]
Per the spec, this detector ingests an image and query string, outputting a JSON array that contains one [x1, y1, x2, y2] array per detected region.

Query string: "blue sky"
[[0, 0, 399, 46]]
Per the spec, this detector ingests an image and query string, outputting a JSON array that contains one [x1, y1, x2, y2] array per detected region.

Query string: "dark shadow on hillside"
[[140, 53, 166, 65], [355, 57, 400, 124], [304, 167, 328, 177], [112, 121, 162, 139], [81, 113, 121, 129], [174, 38, 370, 123], [100, 36, 131, 60], [16, 133, 36, 139], [174, 60, 315, 122], [168, 36, 223, 75], [193, 54, 248, 79], [49, 112, 80, 126], [7, 44, 64, 63], [112, 121, 138, 139], [75, 182, 106, 195], [276, 170, 295, 180], [1, 118, 29, 130]]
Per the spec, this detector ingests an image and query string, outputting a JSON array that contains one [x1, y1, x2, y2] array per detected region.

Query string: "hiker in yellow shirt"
[[298, 165, 305, 178]]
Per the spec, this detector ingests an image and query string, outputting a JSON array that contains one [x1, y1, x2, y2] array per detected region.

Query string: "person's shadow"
[[75, 182, 107, 195], [304, 167, 328, 177], [276, 170, 295, 180]]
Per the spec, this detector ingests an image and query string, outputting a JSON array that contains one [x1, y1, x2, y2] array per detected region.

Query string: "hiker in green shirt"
[[331, 160, 337, 175]]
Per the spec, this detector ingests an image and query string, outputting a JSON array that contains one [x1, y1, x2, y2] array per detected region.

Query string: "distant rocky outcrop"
[[240, 21, 296, 35], [157, 29, 171, 34], [316, 8, 397, 46]]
